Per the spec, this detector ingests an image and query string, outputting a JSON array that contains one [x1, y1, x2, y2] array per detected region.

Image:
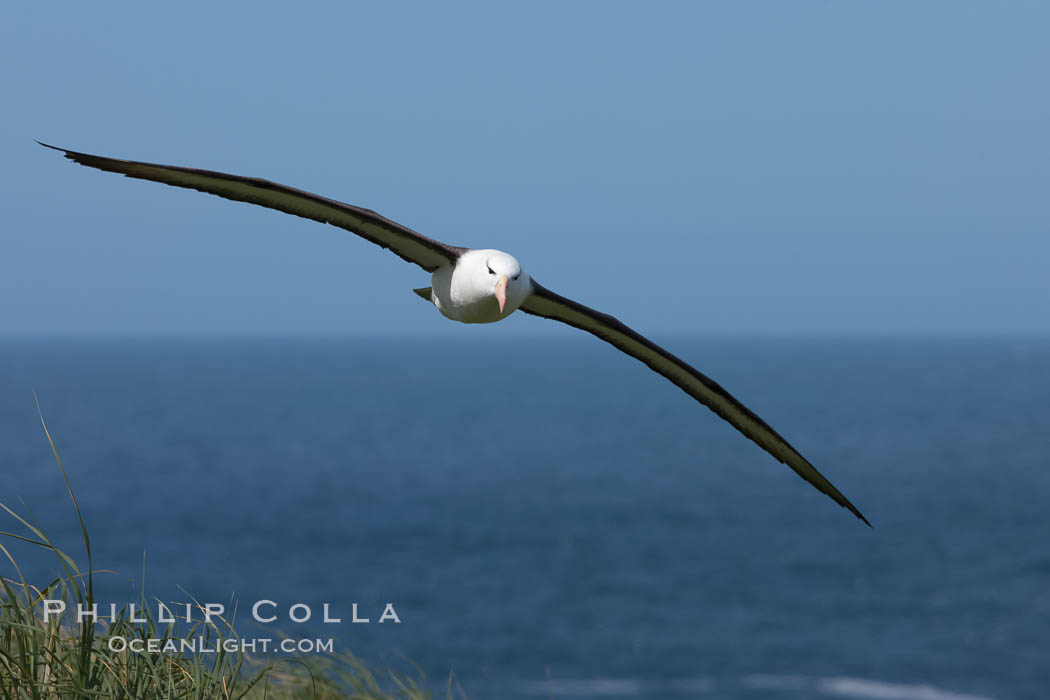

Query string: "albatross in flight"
[[40, 142, 869, 526]]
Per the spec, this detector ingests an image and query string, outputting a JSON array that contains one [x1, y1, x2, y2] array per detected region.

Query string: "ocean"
[[2, 337, 1047, 699]]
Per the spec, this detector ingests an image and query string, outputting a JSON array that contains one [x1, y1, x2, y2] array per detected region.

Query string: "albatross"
[[40, 142, 869, 526]]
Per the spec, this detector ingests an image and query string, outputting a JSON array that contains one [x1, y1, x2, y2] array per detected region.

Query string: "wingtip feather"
[[841, 499, 872, 528]]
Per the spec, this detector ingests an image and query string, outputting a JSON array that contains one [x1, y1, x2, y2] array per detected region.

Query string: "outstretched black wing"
[[40, 143, 467, 271], [521, 281, 869, 526]]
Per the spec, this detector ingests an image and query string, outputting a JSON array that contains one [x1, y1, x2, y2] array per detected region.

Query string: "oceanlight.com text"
[[107, 636, 336, 654]]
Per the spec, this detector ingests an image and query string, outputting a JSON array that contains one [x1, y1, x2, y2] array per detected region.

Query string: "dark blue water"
[[3, 338, 1048, 699]]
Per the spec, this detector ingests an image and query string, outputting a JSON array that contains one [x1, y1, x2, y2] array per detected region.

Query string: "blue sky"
[[2, 2, 1047, 336]]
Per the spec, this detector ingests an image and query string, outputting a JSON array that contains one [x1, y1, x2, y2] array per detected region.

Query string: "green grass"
[[0, 402, 465, 699]]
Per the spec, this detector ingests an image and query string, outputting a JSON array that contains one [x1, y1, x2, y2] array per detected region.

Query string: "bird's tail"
[[412, 287, 432, 302]]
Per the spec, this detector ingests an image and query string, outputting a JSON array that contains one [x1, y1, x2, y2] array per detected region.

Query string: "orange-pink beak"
[[494, 275, 509, 313]]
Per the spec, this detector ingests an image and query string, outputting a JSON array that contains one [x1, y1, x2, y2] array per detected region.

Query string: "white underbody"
[[429, 249, 532, 324]]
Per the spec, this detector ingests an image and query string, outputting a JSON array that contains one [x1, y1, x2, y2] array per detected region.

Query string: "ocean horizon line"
[[1, 330, 1048, 342]]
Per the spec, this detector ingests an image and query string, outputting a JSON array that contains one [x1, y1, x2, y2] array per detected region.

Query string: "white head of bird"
[[430, 249, 531, 324]]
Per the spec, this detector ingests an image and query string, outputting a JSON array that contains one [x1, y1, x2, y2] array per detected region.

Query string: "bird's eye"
[[513, 274, 520, 280], [487, 266, 495, 275]]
